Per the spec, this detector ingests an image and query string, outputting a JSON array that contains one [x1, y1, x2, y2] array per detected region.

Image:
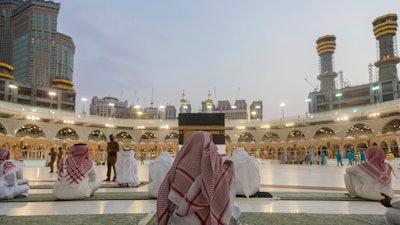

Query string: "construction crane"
[[337, 70, 344, 89], [304, 78, 318, 91], [232, 88, 240, 109]]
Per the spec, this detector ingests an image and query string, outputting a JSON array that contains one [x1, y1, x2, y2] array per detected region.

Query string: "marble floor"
[[1, 159, 399, 218]]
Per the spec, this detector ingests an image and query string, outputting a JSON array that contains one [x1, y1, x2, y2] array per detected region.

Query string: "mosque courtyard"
[[0, 159, 399, 224]]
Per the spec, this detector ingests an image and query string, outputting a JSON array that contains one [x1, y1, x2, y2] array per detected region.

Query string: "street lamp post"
[[81, 97, 87, 114], [280, 103, 285, 121], [159, 105, 165, 120], [305, 98, 311, 115], [137, 111, 143, 120], [372, 85, 379, 103], [108, 103, 115, 118], [251, 111, 257, 120], [8, 84, 17, 103], [335, 93, 342, 109], [49, 91, 56, 111]]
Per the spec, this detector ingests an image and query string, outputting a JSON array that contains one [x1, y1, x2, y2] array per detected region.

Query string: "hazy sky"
[[57, 0, 400, 119]]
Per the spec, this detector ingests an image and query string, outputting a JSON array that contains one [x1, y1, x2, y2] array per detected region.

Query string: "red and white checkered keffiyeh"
[[58, 144, 93, 184], [359, 146, 394, 188], [157, 131, 237, 225], [0, 147, 17, 177]]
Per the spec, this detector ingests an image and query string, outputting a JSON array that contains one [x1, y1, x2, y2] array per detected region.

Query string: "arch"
[[287, 129, 305, 142], [88, 130, 107, 142], [356, 142, 368, 151], [225, 133, 231, 144], [346, 123, 373, 139], [139, 131, 157, 143], [382, 119, 400, 134], [296, 146, 307, 163], [167, 147, 176, 157], [56, 127, 79, 140], [0, 122, 6, 135], [261, 132, 280, 143], [115, 131, 132, 142], [238, 132, 255, 143], [16, 124, 45, 138], [276, 147, 285, 161], [380, 141, 389, 152], [343, 143, 355, 159], [314, 127, 336, 140], [164, 132, 178, 142], [389, 139, 399, 157]]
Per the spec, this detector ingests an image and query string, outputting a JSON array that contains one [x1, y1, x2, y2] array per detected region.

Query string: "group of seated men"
[[1, 131, 399, 224]]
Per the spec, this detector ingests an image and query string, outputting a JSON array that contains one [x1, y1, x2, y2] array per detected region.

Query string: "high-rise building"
[[0, 0, 75, 111], [165, 105, 176, 120], [90, 96, 128, 118], [307, 13, 400, 114], [250, 101, 263, 120]]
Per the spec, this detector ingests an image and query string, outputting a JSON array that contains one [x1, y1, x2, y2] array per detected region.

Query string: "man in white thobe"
[[230, 147, 260, 198]]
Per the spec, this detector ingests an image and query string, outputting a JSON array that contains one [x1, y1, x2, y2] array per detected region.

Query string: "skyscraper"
[[0, 0, 75, 111]]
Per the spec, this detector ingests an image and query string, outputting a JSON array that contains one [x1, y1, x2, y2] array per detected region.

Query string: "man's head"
[[109, 134, 114, 141]]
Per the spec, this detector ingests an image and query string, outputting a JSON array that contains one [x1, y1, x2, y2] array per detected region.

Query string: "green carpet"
[[269, 191, 366, 201], [2, 191, 367, 202], [29, 183, 145, 189], [238, 212, 385, 225], [1, 192, 155, 202], [0, 214, 148, 225], [0, 213, 385, 225]]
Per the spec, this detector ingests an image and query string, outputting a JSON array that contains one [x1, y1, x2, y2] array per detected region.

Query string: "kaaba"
[[178, 113, 225, 145]]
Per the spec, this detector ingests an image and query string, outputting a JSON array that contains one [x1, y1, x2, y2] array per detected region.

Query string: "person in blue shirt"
[[306, 152, 311, 165], [347, 151, 354, 166], [320, 151, 326, 166], [360, 150, 366, 163], [336, 151, 343, 167]]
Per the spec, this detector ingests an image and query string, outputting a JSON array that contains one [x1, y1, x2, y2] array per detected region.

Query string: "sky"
[[56, 0, 400, 120]]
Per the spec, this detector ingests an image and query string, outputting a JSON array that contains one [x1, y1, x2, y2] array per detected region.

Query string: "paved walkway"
[[1, 159, 399, 223]]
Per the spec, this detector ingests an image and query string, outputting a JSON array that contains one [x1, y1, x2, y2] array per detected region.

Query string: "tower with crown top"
[[372, 14, 400, 81], [179, 91, 191, 113], [316, 35, 337, 92]]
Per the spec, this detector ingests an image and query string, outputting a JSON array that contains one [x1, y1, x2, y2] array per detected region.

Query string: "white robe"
[[148, 152, 173, 197], [115, 149, 140, 187], [230, 148, 260, 198], [344, 164, 393, 200], [53, 161, 101, 200], [0, 160, 29, 200], [385, 197, 400, 225]]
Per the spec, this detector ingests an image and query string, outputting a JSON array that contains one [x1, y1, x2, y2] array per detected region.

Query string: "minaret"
[[372, 13, 400, 81], [205, 91, 213, 113], [316, 35, 337, 92], [180, 91, 189, 113]]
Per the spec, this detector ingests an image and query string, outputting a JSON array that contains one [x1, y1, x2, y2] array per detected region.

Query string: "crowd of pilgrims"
[[0, 131, 399, 224]]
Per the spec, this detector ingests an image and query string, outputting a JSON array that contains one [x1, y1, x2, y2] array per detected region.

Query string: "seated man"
[[115, 148, 140, 187], [344, 145, 394, 200], [380, 193, 400, 225], [230, 147, 260, 198], [157, 131, 240, 225], [148, 151, 174, 197], [53, 143, 101, 200], [0, 147, 29, 200]]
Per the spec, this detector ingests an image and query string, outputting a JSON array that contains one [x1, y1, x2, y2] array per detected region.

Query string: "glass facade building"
[[0, 0, 75, 111]]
